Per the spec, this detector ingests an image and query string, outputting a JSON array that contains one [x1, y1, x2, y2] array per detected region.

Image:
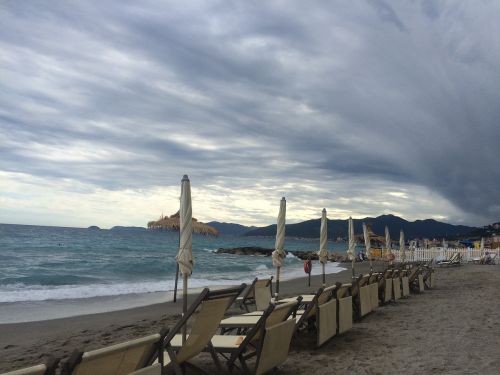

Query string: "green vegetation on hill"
[[457, 222, 500, 240], [244, 214, 477, 239], [206, 222, 257, 236]]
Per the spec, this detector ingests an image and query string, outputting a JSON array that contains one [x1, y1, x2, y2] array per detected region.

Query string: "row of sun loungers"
[[3, 262, 436, 375], [436, 251, 498, 266]]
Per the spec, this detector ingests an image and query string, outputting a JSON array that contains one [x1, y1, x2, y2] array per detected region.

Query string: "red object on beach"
[[304, 259, 312, 274]]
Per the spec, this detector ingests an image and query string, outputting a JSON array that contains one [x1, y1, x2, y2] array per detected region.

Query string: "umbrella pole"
[[182, 274, 187, 344], [369, 257, 373, 273], [351, 258, 355, 279], [275, 267, 281, 302], [173, 263, 179, 303], [322, 263, 325, 287]]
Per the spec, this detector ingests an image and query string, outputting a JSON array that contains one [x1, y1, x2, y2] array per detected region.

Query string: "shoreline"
[[3, 263, 498, 374], [0, 260, 349, 324], [0, 263, 376, 349]]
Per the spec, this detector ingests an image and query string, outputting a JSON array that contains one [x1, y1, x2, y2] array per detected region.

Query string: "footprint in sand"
[[3, 344, 16, 349]]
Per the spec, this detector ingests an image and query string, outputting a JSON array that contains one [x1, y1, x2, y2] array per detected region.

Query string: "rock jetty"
[[215, 247, 352, 262]]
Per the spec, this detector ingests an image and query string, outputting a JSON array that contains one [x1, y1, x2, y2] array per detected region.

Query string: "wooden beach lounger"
[[161, 285, 246, 375], [407, 265, 425, 293], [295, 285, 338, 347], [368, 273, 380, 311], [421, 261, 436, 289], [381, 269, 394, 303], [401, 269, 410, 298], [235, 277, 273, 312], [335, 283, 353, 334], [212, 300, 299, 374], [437, 252, 461, 267], [392, 270, 402, 300], [349, 274, 372, 319], [60, 331, 167, 375], [219, 297, 302, 334], [1, 358, 59, 375], [128, 363, 162, 375]]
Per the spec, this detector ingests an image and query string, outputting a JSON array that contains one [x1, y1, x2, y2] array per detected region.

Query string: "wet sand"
[[1, 263, 499, 374]]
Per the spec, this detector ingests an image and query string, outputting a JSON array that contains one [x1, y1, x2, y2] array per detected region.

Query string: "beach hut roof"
[[147, 211, 219, 237]]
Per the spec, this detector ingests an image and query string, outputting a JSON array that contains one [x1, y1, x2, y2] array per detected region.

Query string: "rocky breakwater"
[[215, 247, 274, 256], [215, 247, 351, 262]]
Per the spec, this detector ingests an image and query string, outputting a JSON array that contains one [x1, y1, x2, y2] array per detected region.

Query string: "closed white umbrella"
[[363, 222, 372, 272], [176, 174, 193, 343], [347, 216, 356, 278], [318, 208, 328, 286], [400, 230, 405, 263], [385, 226, 392, 263], [442, 238, 448, 260], [410, 240, 416, 261], [272, 197, 286, 302], [480, 237, 485, 256]]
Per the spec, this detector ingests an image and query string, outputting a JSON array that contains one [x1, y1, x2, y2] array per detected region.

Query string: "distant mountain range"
[[206, 222, 257, 236], [210, 214, 477, 239]]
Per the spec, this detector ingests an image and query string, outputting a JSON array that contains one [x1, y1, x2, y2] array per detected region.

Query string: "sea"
[[0, 223, 348, 323]]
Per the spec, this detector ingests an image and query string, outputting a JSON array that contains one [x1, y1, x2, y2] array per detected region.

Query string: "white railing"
[[391, 247, 500, 264]]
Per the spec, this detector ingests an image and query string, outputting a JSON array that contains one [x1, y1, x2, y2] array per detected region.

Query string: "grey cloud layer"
[[1, 1, 499, 223]]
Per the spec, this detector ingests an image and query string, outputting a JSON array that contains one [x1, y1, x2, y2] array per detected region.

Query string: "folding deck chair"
[[128, 363, 162, 375], [437, 252, 461, 267], [235, 277, 273, 312], [335, 283, 353, 334], [486, 253, 497, 264], [1, 358, 59, 375], [368, 273, 380, 311], [60, 330, 167, 375], [295, 285, 338, 347], [401, 269, 410, 298], [392, 269, 402, 300], [407, 265, 424, 293], [212, 300, 300, 374], [350, 274, 372, 319], [161, 285, 246, 375], [381, 269, 393, 303], [422, 261, 435, 289]]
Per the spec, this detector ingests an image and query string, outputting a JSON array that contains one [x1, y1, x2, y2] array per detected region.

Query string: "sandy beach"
[[1, 263, 499, 374]]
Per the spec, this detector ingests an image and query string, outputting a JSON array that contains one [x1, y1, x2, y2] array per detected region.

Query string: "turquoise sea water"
[[0, 224, 349, 306]]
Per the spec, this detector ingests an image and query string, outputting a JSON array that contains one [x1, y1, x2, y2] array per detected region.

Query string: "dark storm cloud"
[[0, 1, 499, 224]]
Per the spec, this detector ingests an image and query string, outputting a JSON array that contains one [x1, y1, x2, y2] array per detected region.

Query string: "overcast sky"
[[1, 1, 499, 228]]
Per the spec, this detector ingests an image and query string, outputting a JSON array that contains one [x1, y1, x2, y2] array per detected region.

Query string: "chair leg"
[[239, 354, 252, 375], [165, 346, 184, 375], [208, 343, 224, 372]]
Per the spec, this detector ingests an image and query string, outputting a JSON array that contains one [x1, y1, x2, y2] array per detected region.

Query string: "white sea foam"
[[0, 261, 346, 303]]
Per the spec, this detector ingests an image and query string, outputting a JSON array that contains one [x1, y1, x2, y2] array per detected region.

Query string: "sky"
[[0, 1, 499, 229]]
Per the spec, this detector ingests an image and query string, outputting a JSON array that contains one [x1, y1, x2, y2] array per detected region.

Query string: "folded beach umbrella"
[[410, 240, 416, 261], [385, 225, 392, 262], [480, 237, 485, 255], [272, 197, 286, 302], [347, 216, 356, 278], [176, 175, 193, 343], [400, 230, 406, 263], [318, 208, 328, 286], [363, 222, 372, 272]]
